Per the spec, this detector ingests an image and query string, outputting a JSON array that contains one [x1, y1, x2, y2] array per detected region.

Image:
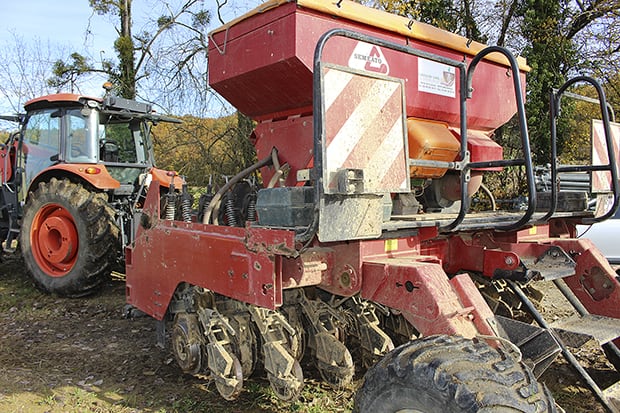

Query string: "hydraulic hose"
[[201, 148, 276, 225]]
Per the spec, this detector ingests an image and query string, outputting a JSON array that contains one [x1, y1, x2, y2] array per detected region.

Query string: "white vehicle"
[[578, 207, 620, 264]]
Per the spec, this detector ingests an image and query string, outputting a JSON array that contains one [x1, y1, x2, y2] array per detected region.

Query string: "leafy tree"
[[92, 0, 137, 99], [517, 0, 577, 164], [152, 113, 255, 187], [373, 0, 485, 41], [47, 52, 93, 93], [557, 74, 620, 165], [518, 0, 620, 164]]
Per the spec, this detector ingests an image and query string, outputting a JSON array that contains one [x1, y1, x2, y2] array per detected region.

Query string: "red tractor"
[[121, 0, 620, 411], [0, 90, 181, 297]]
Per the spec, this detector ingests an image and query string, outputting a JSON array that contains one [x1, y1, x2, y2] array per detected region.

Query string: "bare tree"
[[139, 0, 212, 115], [48, 0, 210, 111], [0, 33, 72, 114]]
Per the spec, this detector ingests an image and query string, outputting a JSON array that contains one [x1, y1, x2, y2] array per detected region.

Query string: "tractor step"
[[2, 228, 19, 253], [551, 314, 620, 347], [521, 245, 576, 281]]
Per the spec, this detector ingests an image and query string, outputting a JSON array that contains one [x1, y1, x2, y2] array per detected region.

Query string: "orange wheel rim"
[[31, 204, 79, 277]]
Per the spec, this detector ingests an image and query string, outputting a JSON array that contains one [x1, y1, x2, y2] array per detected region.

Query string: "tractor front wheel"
[[21, 178, 119, 297], [354, 334, 556, 413]]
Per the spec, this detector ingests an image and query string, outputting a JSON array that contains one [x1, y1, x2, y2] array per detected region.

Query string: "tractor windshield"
[[97, 113, 150, 165], [21, 108, 62, 193], [64, 108, 150, 166]]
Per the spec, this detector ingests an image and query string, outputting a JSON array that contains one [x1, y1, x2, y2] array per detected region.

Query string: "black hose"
[[201, 148, 276, 225]]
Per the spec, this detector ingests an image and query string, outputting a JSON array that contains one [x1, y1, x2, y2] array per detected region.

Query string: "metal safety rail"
[[539, 77, 619, 224], [304, 28, 537, 241], [464, 47, 536, 231]]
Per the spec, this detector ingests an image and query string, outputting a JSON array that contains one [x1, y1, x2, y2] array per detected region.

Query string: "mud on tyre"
[[20, 178, 119, 297], [354, 334, 556, 413]]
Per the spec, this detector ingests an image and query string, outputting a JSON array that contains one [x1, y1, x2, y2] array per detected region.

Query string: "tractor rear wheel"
[[354, 334, 556, 413], [21, 178, 119, 297]]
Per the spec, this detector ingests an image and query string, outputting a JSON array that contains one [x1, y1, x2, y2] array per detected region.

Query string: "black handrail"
[[466, 46, 537, 231], [307, 28, 470, 241], [541, 76, 619, 224], [307, 33, 538, 240]]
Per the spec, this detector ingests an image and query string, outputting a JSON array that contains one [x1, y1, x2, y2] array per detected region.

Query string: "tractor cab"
[[18, 93, 163, 195], [0, 91, 180, 296]]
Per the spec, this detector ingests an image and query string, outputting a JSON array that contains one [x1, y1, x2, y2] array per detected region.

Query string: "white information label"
[[418, 58, 456, 98]]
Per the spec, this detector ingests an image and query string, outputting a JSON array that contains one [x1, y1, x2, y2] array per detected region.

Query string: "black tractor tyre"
[[20, 178, 119, 297], [354, 335, 557, 413]]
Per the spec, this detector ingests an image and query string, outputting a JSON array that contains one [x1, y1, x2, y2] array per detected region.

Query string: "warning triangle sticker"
[[348, 42, 389, 75]]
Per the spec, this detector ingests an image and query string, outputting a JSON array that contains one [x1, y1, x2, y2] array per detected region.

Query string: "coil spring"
[[165, 194, 176, 220], [246, 193, 257, 222], [225, 196, 238, 226], [181, 195, 192, 223]]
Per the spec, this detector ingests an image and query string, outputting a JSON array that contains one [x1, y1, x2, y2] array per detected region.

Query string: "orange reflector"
[[85, 167, 101, 174]]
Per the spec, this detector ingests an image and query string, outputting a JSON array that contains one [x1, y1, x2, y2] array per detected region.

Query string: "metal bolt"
[[504, 256, 514, 266]]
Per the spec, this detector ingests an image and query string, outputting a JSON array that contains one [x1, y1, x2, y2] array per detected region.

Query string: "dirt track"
[[0, 253, 616, 412]]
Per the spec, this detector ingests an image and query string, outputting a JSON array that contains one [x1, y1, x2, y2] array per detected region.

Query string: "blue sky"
[[0, 0, 261, 55], [0, 0, 261, 52], [1, 1, 118, 59]]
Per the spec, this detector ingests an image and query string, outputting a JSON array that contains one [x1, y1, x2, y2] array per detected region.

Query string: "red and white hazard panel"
[[321, 64, 409, 194], [591, 119, 620, 193]]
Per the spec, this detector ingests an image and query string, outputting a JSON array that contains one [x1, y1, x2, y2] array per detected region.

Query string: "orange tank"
[[407, 118, 460, 178]]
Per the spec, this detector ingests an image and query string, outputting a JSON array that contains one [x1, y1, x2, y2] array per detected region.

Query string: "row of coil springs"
[[166, 178, 258, 227], [165, 180, 193, 223]]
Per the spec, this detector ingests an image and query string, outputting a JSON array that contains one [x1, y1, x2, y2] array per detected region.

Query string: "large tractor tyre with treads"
[[20, 178, 119, 297], [354, 335, 557, 413]]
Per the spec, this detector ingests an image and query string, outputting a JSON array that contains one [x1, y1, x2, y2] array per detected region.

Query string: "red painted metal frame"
[[552, 238, 620, 317], [127, 188, 497, 339], [125, 181, 297, 320], [127, 179, 620, 342], [431, 225, 620, 321], [314, 231, 495, 338], [361, 259, 494, 338], [208, 2, 525, 130]]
